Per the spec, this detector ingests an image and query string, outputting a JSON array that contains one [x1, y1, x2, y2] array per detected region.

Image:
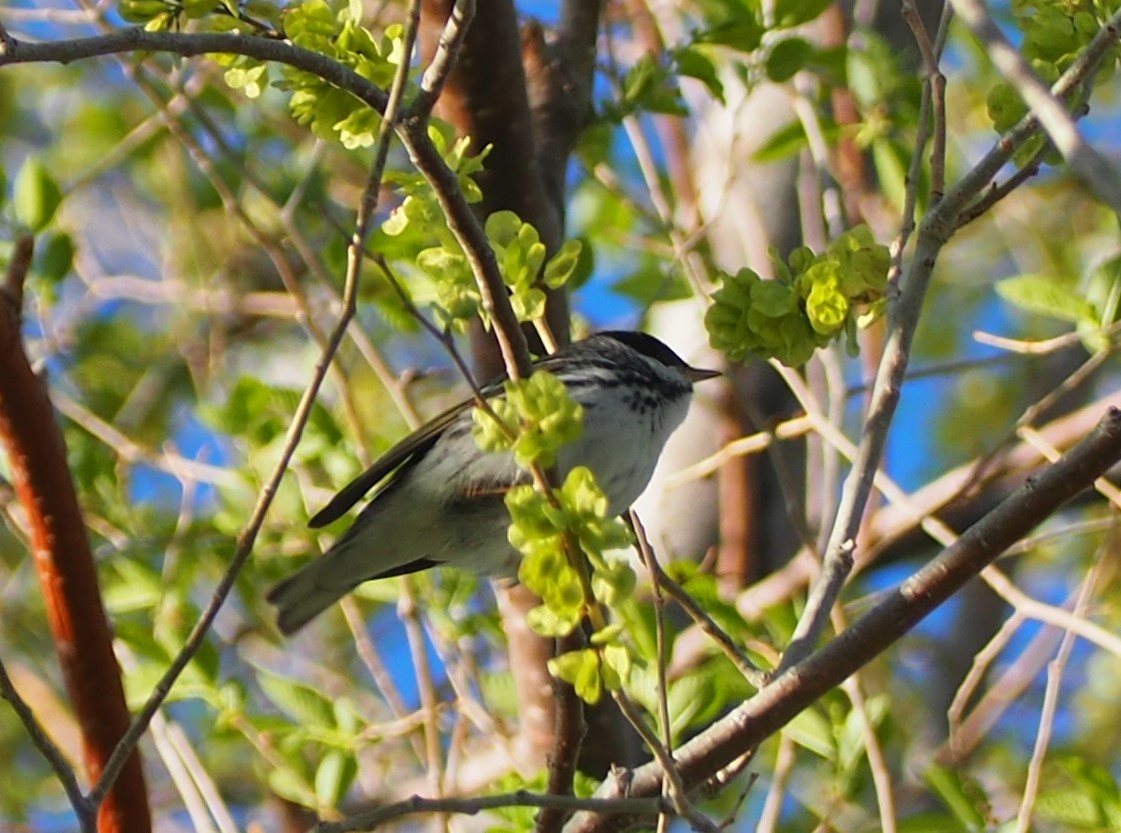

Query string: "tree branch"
[[565, 407, 1121, 833], [0, 29, 388, 112], [950, 0, 1121, 217], [0, 238, 151, 832], [318, 790, 670, 833], [779, 7, 1121, 669], [0, 656, 88, 828]]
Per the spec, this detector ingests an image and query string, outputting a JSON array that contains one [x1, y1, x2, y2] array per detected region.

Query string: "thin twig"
[[611, 691, 718, 833], [755, 734, 795, 833], [409, 0, 475, 118], [902, 1, 949, 201], [398, 581, 447, 808], [972, 321, 1121, 354], [51, 389, 238, 487], [665, 415, 815, 486], [161, 716, 239, 833], [833, 611, 897, 833], [148, 710, 219, 833], [341, 597, 428, 765], [1015, 547, 1106, 832], [956, 144, 1049, 228], [627, 512, 677, 833], [374, 256, 494, 407], [0, 657, 92, 829], [647, 559, 766, 689]]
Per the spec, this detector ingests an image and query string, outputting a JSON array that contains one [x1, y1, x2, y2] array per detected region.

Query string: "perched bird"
[[267, 331, 720, 634]]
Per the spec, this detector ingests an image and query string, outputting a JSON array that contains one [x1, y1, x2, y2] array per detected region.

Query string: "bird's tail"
[[266, 556, 356, 636]]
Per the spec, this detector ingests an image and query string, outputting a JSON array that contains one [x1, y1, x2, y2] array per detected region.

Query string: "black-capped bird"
[[268, 331, 719, 634]]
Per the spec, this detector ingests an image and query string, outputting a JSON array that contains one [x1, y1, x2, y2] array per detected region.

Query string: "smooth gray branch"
[[566, 407, 1121, 833]]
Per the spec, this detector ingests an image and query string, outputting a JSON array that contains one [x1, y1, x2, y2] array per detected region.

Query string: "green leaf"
[[284, 0, 337, 51], [590, 556, 636, 606], [986, 82, 1028, 133], [996, 274, 1097, 325], [548, 648, 603, 704], [526, 604, 581, 637], [267, 766, 315, 807], [14, 156, 63, 233], [924, 764, 988, 830], [783, 707, 834, 759], [182, 0, 220, 18], [766, 37, 815, 82], [896, 813, 970, 833], [674, 46, 725, 103], [803, 270, 848, 336], [34, 232, 75, 284], [1034, 788, 1104, 827], [666, 673, 716, 737], [484, 210, 523, 247], [499, 371, 585, 468], [611, 264, 692, 305], [837, 706, 868, 774], [104, 558, 165, 614], [315, 750, 357, 809], [751, 120, 809, 163], [773, 0, 832, 28], [259, 672, 337, 728], [543, 239, 583, 289], [117, 0, 171, 23], [871, 138, 910, 211], [694, 8, 763, 52], [599, 644, 630, 692], [617, 55, 687, 118]]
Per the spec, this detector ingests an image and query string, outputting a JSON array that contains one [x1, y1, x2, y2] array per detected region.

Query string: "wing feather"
[[308, 374, 515, 528]]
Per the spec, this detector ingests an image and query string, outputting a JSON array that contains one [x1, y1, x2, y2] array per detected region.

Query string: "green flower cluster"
[[505, 467, 634, 704], [503, 468, 633, 635], [706, 226, 890, 367], [470, 370, 584, 469], [986, 0, 1119, 164], [485, 212, 583, 323], [548, 637, 631, 706]]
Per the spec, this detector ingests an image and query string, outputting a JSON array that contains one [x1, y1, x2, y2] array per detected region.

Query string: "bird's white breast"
[[558, 382, 692, 515]]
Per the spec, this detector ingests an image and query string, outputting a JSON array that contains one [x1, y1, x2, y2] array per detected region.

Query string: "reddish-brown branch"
[[419, 0, 558, 249], [0, 240, 151, 833]]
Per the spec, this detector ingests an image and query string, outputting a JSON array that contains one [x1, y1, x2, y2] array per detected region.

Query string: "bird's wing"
[[308, 379, 508, 528], [308, 399, 475, 528]]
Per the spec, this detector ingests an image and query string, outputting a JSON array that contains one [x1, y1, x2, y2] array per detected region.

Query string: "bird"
[[267, 330, 720, 634]]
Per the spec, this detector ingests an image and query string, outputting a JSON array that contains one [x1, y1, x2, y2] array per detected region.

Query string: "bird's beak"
[[685, 365, 722, 383]]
